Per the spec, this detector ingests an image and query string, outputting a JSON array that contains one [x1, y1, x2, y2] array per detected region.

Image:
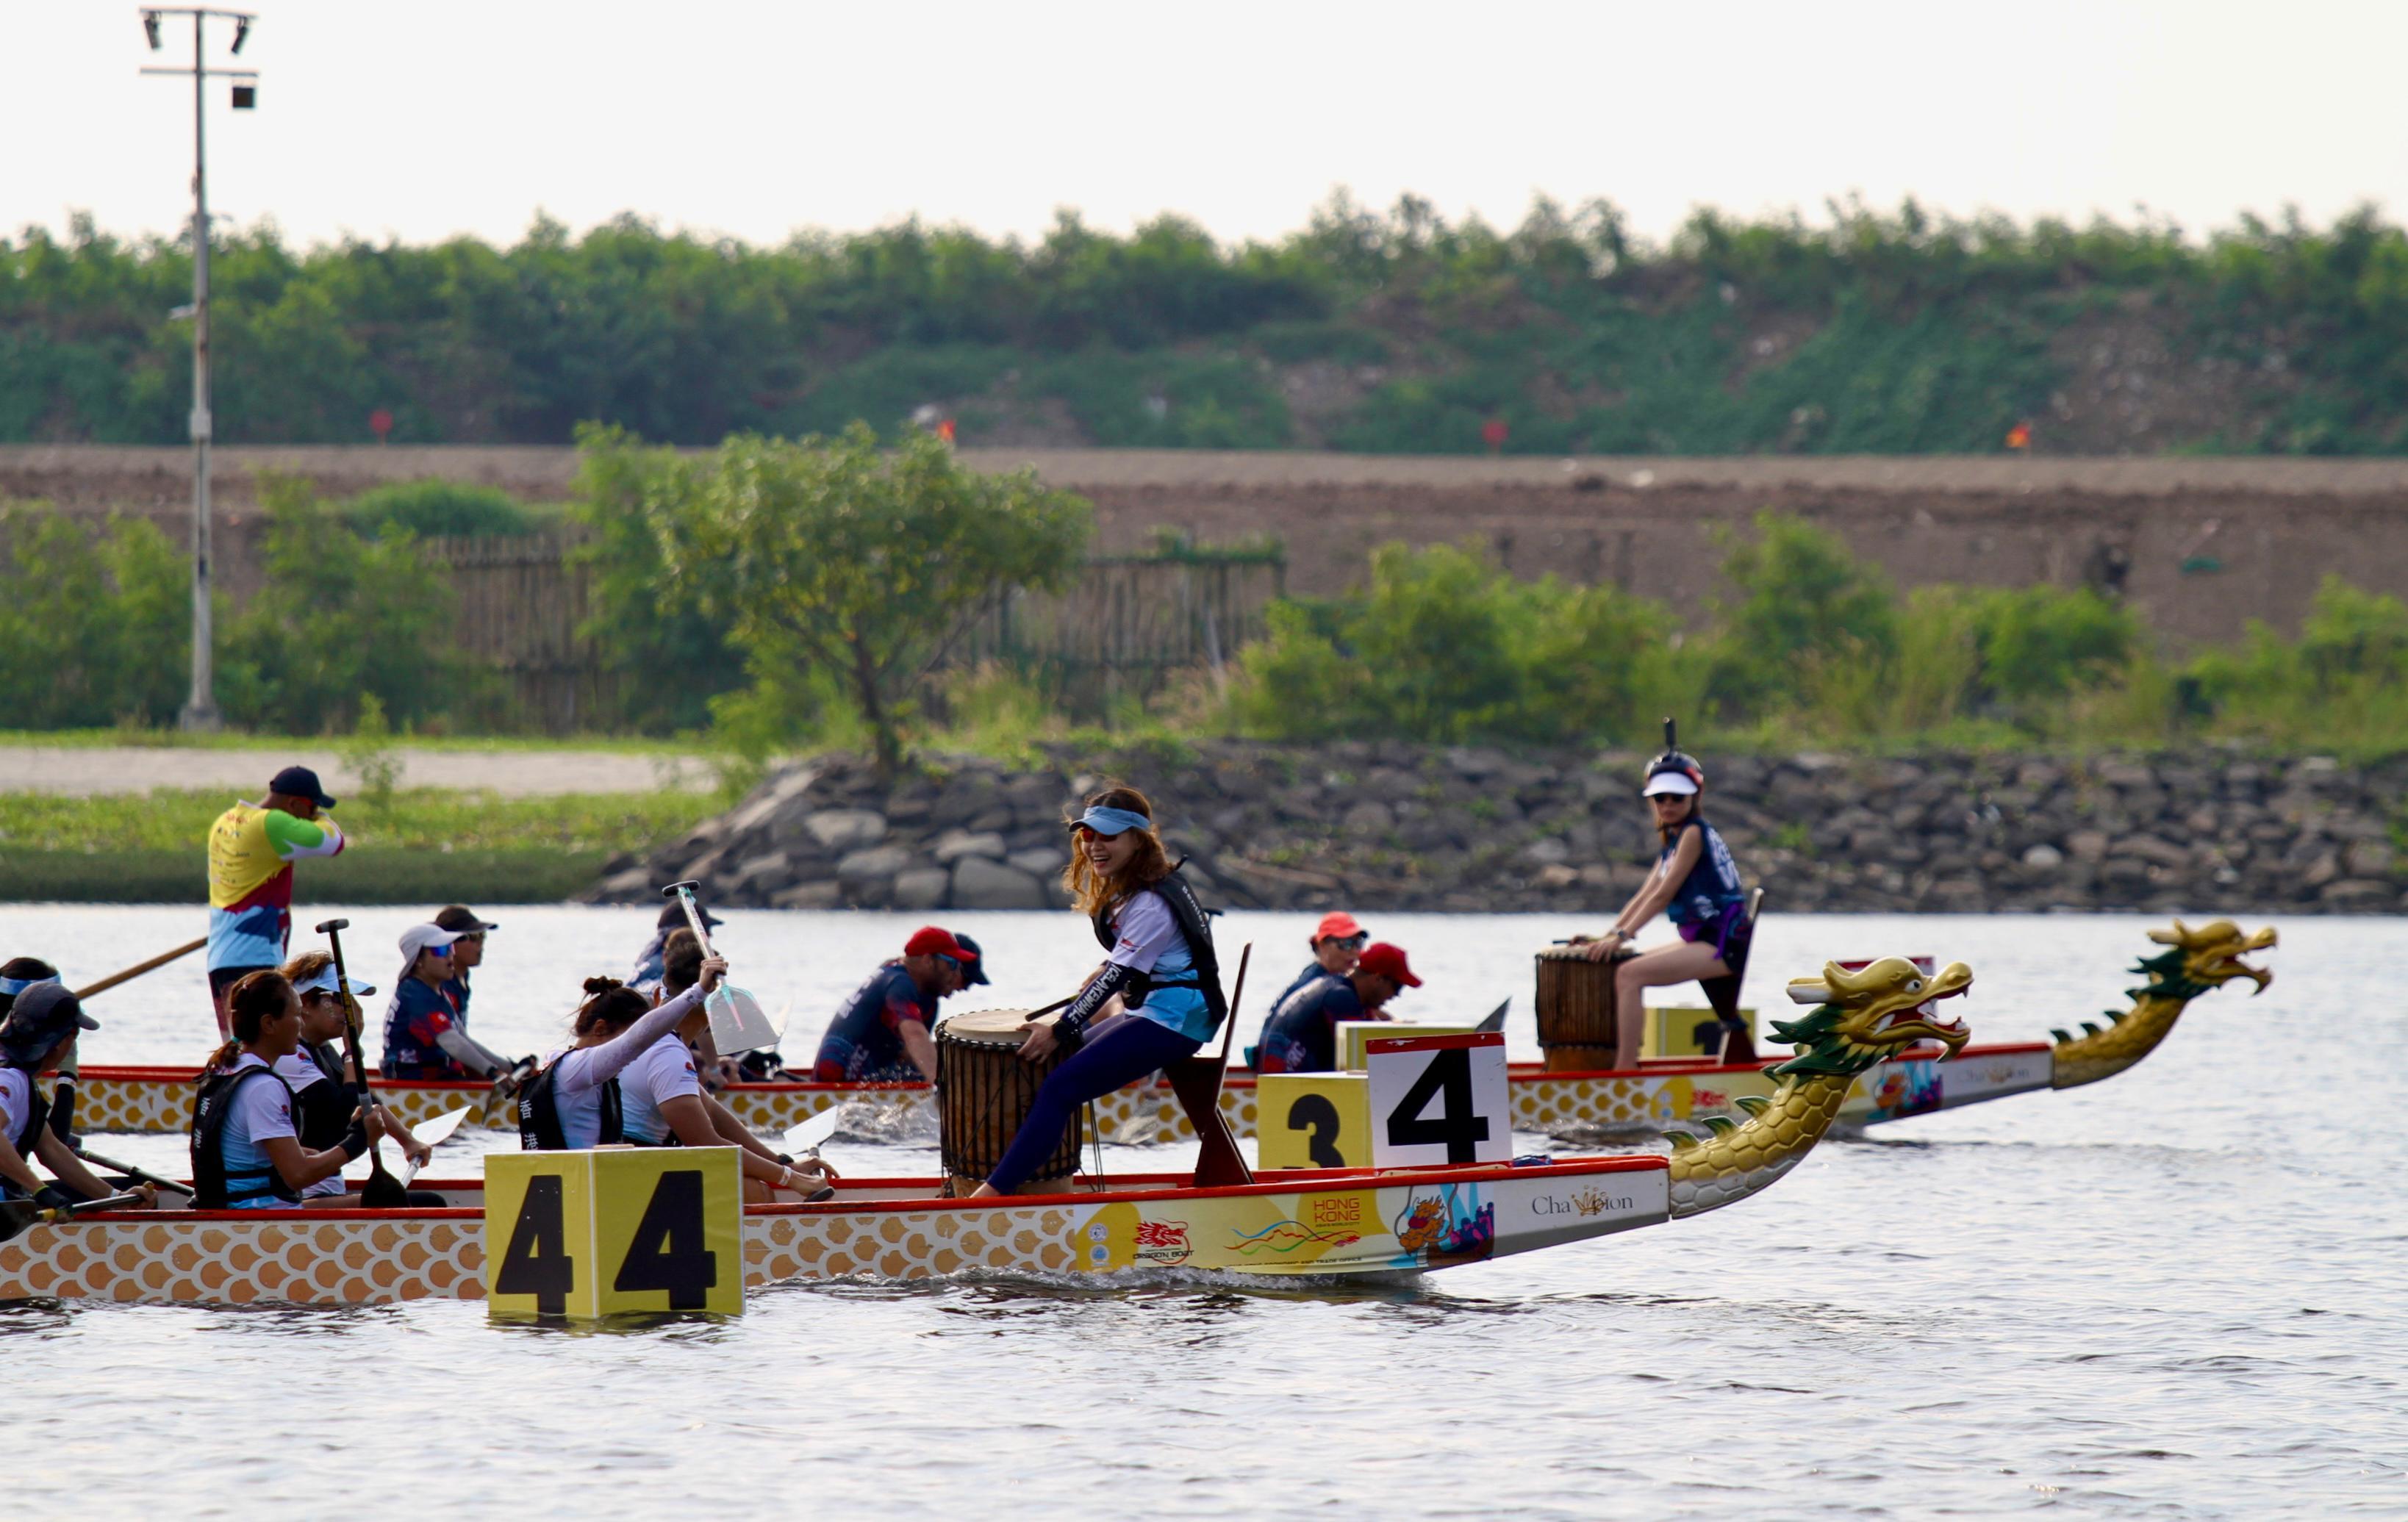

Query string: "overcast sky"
[[7, 1, 2404, 252]]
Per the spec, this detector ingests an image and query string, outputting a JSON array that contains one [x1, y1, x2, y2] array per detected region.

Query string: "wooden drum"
[[936, 1009, 1083, 1196], [1534, 944, 1624, 1072]]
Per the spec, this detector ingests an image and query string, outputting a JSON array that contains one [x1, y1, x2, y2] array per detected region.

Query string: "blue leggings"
[[987, 1013, 1202, 1193]]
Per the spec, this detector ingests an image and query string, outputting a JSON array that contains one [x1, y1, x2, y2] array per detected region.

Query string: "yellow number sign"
[[1644, 1006, 1757, 1060], [1256, 1073, 1372, 1169], [484, 1146, 745, 1318]]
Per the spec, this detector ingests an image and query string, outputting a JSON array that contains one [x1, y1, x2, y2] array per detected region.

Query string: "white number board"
[[1365, 1031, 1512, 1169]]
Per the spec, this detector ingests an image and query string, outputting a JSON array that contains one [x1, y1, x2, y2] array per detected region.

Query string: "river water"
[[6, 904, 2401, 1518]]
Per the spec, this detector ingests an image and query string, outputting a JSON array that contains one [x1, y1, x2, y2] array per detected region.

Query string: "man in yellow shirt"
[[206, 765, 345, 1037]]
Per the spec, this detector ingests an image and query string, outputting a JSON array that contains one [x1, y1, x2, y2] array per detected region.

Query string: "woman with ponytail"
[[971, 783, 1228, 1198], [190, 971, 385, 1210], [517, 958, 831, 1205]]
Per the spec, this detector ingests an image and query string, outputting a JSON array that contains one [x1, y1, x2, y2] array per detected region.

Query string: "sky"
[[6, 0, 2406, 252]]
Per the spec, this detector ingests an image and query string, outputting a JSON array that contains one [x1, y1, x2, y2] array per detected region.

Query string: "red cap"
[[1355, 942, 1422, 988], [1314, 911, 1366, 944], [904, 926, 970, 962]]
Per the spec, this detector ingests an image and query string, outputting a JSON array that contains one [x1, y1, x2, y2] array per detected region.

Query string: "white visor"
[[1642, 772, 1700, 797], [293, 967, 377, 999]]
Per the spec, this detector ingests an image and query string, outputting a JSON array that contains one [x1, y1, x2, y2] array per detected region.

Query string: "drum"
[[936, 1009, 1083, 1196], [1534, 944, 1625, 1072]]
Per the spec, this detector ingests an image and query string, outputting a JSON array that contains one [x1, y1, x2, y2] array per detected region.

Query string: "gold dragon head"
[[1766, 956, 1975, 1078], [2139, 919, 2277, 998]]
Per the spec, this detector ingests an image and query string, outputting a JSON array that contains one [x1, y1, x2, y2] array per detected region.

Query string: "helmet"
[[1641, 717, 1704, 797]]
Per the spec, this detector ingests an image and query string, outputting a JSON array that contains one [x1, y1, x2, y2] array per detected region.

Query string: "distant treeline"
[[10, 196, 2408, 454]]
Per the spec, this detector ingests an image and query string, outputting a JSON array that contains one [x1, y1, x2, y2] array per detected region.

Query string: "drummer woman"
[[1577, 740, 1752, 1070], [971, 785, 1225, 1199]]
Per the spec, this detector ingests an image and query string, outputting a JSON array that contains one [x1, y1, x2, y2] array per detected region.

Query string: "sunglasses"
[[452, 933, 487, 944]]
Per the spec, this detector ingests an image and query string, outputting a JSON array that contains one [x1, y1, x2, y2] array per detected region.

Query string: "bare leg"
[[1610, 941, 1732, 1069]]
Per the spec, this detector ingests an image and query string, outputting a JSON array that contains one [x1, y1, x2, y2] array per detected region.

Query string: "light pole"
[[140, 7, 257, 733]]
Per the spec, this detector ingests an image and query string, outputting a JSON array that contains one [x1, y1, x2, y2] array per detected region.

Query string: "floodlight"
[[231, 17, 248, 54], [142, 10, 161, 49]]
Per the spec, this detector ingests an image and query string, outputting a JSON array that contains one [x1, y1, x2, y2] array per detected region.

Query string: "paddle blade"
[[395, 1105, 472, 1187], [1474, 998, 1510, 1034], [708, 984, 781, 1055], [782, 1108, 841, 1156]]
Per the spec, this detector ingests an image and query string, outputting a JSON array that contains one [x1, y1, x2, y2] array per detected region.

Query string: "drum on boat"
[[935, 1009, 1083, 1196], [1534, 944, 1627, 1072]]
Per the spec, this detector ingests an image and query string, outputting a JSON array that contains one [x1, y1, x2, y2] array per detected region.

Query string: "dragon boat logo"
[[1392, 1186, 1494, 1264], [1131, 1220, 1192, 1268]]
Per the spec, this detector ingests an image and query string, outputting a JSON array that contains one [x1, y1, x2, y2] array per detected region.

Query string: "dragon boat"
[[0, 955, 1976, 1307], [61, 920, 2271, 1145]]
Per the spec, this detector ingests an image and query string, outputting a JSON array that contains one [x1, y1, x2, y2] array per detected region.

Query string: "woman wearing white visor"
[[1577, 732, 1752, 1070]]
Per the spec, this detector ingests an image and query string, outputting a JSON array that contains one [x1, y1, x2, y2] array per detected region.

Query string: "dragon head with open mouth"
[[1768, 956, 1975, 1079], [2141, 919, 2277, 999]]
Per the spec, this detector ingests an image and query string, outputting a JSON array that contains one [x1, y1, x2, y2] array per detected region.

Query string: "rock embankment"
[[585, 743, 2408, 916]]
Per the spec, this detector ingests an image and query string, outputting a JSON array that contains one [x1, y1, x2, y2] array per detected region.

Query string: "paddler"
[[1251, 941, 1422, 1074], [0, 983, 154, 1210], [653, 935, 838, 1193], [539, 963, 831, 1204], [191, 971, 387, 1210], [1270, 911, 1369, 1012], [809, 925, 984, 1083], [379, 923, 536, 1090], [204, 765, 345, 1038], [631, 898, 721, 996], [1, 958, 77, 1144], [432, 904, 498, 1019], [970, 785, 1226, 1199], [1574, 736, 1753, 1069], [278, 952, 440, 1206]]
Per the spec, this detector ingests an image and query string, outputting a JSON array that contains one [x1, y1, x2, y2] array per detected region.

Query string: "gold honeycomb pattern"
[[0, 1216, 484, 1304]]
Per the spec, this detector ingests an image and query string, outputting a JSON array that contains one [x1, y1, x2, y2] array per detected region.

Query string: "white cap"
[[1642, 772, 1700, 797], [398, 924, 462, 965], [292, 966, 377, 999]]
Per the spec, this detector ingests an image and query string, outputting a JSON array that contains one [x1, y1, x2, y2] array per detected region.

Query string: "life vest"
[[515, 1056, 624, 1152], [1660, 816, 1746, 928], [1088, 866, 1229, 1036], [190, 1063, 301, 1209], [289, 1043, 353, 1152], [7, 1067, 50, 1162]]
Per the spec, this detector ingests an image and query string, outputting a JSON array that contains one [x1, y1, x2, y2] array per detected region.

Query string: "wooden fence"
[[424, 534, 1284, 732]]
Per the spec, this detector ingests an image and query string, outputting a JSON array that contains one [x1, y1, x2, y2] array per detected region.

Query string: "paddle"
[[313, 918, 408, 1210], [71, 936, 207, 1001], [0, 1191, 143, 1245], [664, 882, 779, 1055], [381, 1104, 470, 1188], [1474, 998, 1510, 1034], [779, 1108, 841, 1159], [71, 1145, 195, 1199]]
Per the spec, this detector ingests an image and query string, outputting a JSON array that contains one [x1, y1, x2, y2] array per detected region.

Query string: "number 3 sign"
[[1366, 1031, 1511, 1169], [484, 1147, 745, 1318]]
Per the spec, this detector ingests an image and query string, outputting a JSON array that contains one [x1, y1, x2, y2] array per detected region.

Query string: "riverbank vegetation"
[[13, 196, 2408, 455]]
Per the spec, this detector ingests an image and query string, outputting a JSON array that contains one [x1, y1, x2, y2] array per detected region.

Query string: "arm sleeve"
[[558, 986, 706, 1099], [434, 1026, 515, 1079], [1103, 892, 1179, 974], [1056, 961, 1139, 1049], [264, 811, 345, 861]]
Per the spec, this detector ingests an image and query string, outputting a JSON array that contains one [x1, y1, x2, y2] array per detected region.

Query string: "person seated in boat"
[[650, 936, 839, 1193], [631, 899, 722, 996], [553, 966, 832, 1205], [277, 952, 440, 1206], [380, 922, 535, 1091], [1252, 941, 1422, 1074], [0, 983, 155, 1210], [809, 926, 981, 1083], [1270, 912, 1369, 1013], [970, 785, 1227, 1199], [1574, 741, 1752, 1070], [432, 905, 498, 1019], [1, 956, 79, 1147], [192, 971, 392, 1210]]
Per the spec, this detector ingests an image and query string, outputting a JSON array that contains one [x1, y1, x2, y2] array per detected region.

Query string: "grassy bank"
[[0, 788, 721, 905]]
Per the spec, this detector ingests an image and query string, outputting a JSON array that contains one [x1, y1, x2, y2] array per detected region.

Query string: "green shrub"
[[1709, 512, 1899, 710], [0, 503, 186, 727], [342, 479, 542, 539]]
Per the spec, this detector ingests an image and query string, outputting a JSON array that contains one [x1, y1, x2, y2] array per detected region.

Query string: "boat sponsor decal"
[[1865, 1060, 1943, 1122], [1530, 1182, 1638, 1219], [1391, 1183, 1494, 1266], [1130, 1219, 1191, 1268], [1227, 1216, 1365, 1260]]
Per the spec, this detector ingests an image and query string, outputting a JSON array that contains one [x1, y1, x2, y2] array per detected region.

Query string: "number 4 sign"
[[1366, 1031, 1511, 1169], [484, 1146, 745, 1318]]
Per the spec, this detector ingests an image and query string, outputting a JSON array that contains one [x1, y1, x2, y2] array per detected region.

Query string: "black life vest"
[[290, 1042, 353, 1152], [1088, 866, 1229, 1036], [516, 1055, 623, 1152], [8, 1066, 50, 1161], [190, 1062, 301, 1210]]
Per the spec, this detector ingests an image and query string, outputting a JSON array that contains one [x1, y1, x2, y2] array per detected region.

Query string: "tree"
[[610, 424, 1092, 777]]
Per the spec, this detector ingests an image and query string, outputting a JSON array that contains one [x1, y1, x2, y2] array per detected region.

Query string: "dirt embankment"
[[8, 446, 2408, 641]]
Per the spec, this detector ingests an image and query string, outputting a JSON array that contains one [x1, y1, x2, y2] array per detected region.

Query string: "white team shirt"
[[272, 1049, 348, 1199], [0, 1067, 32, 1146], [617, 1035, 703, 1145]]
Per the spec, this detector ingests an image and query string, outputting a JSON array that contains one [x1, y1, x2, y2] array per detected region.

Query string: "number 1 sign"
[[1366, 1031, 1511, 1169]]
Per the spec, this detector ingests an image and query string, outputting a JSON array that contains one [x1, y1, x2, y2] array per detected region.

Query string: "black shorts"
[[210, 965, 274, 1001]]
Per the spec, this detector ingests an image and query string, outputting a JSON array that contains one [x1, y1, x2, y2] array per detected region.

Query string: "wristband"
[[778, 1166, 795, 1191]]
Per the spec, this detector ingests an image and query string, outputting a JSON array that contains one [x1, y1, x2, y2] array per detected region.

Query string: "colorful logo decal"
[[1132, 1220, 1192, 1268], [1228, 1218, 1364, 1259], [1391, 1184, 1494, 1265]]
